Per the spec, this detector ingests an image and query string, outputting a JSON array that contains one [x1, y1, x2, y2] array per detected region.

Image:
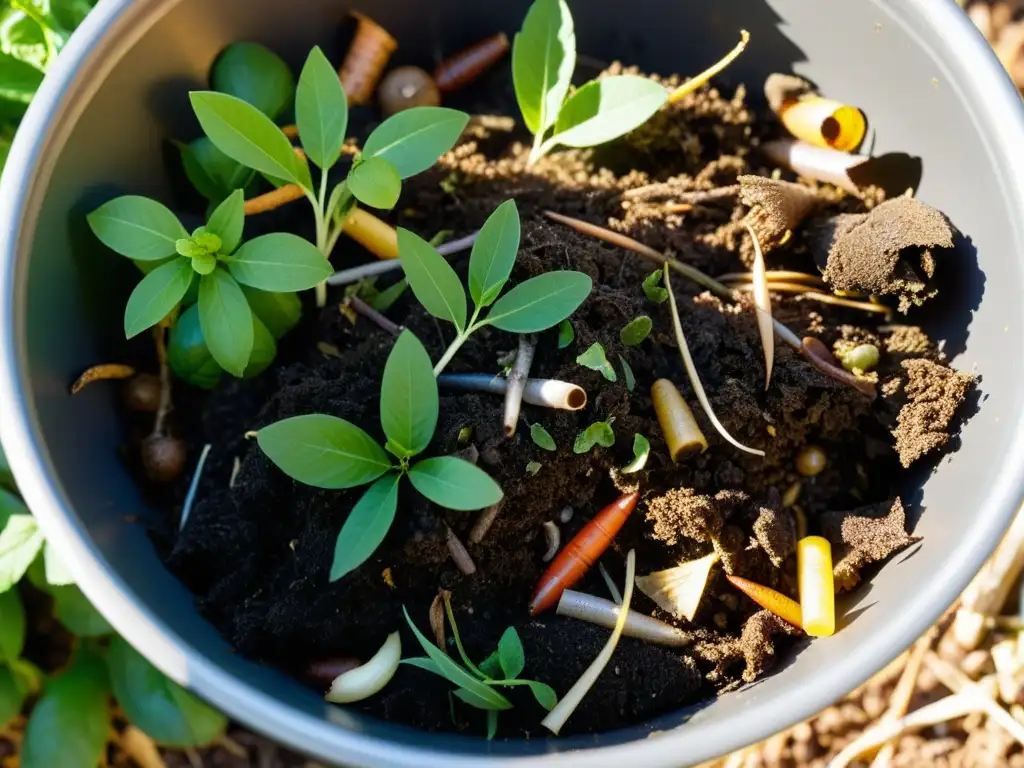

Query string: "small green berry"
[[839, 344, 880, 373]]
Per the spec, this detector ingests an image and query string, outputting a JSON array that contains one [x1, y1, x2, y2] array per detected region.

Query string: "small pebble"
[[558, 505, 574, 523], [795, 445, 827, 477], [379, 66, 441, 116]]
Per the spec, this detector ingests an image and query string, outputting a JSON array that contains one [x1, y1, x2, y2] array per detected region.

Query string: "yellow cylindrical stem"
[[798, 536, 835, 637], [726, 575, 802, 629], [342, 207, 399, 260], [651, 378, 708, 461], [778, 97, 866, 153]]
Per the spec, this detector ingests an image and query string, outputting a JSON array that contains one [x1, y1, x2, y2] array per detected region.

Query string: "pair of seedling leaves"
[[403, 595, 556, 739], [257, 198, 591, 582], [88, 45, 470, 382], [0, 465, 225, 765], [513, 0, 669, 164]]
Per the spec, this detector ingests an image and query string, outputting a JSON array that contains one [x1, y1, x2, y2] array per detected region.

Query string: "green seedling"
[[530, 424, 557, 452], [256, 331, 504, 582], [620, 315, 652, 346], [574, 421, 615, 454], [619, 355, 636, 392], [399, 199, 592, 375], [576, 342, 616, 382], [190, 46, 470, 305], [622, 434, 650, 473], [512, 0, 668, 165], [557, 319, 574, 348], [87, 189, 331, 378], [642, 270, 669, 303], [403, 595, 556, 739]]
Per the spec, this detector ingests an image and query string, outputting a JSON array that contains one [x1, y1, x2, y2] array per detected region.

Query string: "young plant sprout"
[[256, 331, 503, 582], [575, 342, 616, 381], [87, 189, 332, 378], [556, 589, 691, 647], [189, 46, 471, 307], [839, 343, 881, 373], [529, 491, 638, 615], [619, 356, 636, 392], [512, 1, 748, 166], [530, 424, 557, 451], [542, 549, 636, 734], [438, 374, 588, 411], [573, 421, 614, 454], [621, 434, 651, 474], [642, 270, 669, 303], [324, 631, 401, 704], [651, 379, 708, 461], [726, 575, 803, 629], [619, 316, 652, 346], [403, 594, 556, 739], [635, 551, 719, 621], [797, 536, 836, 637], [398, 199, 592, 375]]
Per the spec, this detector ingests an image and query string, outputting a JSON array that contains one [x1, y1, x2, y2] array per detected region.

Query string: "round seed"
[[795, 445, 827, 477], [838, 343, 880, 373], [141, 435, 187, 483], [123, 374, 161, 413], [379, 66, 440, 116]]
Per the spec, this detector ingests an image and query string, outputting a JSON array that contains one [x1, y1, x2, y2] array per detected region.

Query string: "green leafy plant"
[[576, 342, 616, 382], [0, 446, 226, 763], [530, 424, 557, 452], [190, 46, 470, 304], [399, 199, 592, 374], [256, 331, 504, 582], [87, 189, 331, 378], [642, 270, 669, 303], [620, 315, 652, 346], [403, 595, 556, 739], [574, 421, 615, 454], [622, 434, 650, 473], [512, 0, 667, 165]]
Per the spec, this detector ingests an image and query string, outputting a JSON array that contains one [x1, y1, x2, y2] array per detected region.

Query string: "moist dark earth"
[[141, 67, 974, 738]]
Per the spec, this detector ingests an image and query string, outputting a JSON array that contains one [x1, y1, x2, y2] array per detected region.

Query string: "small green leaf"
[[178, 137, 255, 201], [168, 303, 223, 389], [124, 257, 193, 339], [512, 0, 575, 136], [485, 271, 591, 333], [211, 42, 295, 120], [107, 636, 228, 747], [408, 457, 503, 511], [190, 91, 311, 190], [331, 473, 401, 582], [87, 196, 188, 261], [469, 199, 520, 307], [479, 651, 503, 680], [497, 627, 525, 680], [21, 649, 110, 768], [620, 355, 636, 392], [401, 607, 513, 710], [241, 286, 301, 339], [296, 46, 349, 169], [453, 687, 507, 711], [402, 657, 442, 676], [0, 588, 25, 662], [573, 421, 615, 454], [349, 156, 402, 210], [525, 461, 542, 475], [243, 315, 277, 379], [205, 189, 245, 254], [370, 279, 408, 311], [257, 414, 391, 489], [620, 315, 652, 346], [530, 424, 556, 452], [486, 709, 499, 740], [642, 270, 668, 303], [380, 331, 438, 458], [397, 228, 467, 331], [50, 585, 112, 637], [0, 514, 43, 593], [228, 232, 333, 291], [525, 680, 557, 710], [550, 75, 667, 149], [0, 666, 25, 729], [198, 268, 253, 377], [362, 107, 470, 179], [557, 319, 574, 348], [622, 434, 650, 473], [576, 342, 617, 382], [43, 542, 74, 587]]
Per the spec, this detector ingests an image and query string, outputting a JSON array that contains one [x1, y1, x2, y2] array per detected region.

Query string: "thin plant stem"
[[152, 321, 173, 436], [666, 30, 750, 104], [347, 296, 403, 336], [180, 443, 212, 532], [433, 308, 482, 377], [313, 174, 331, 308]]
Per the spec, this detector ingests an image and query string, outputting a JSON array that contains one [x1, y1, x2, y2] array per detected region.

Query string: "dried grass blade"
[[666, 30, 750, 104], [745, 223, 773, 390], [664, 266, 765, 457]]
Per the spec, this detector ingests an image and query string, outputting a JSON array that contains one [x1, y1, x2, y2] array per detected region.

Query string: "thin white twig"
[[180, 443, 212, 532], [503, 334, 537, 437]]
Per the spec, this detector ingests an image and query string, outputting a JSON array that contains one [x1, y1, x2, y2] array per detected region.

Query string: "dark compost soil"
[[145, 69, 974, 738]]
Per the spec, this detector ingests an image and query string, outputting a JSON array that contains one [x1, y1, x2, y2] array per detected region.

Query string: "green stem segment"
[[432, 308, 483, 377]]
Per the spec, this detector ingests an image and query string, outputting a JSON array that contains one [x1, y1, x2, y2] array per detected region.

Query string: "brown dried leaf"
[[740, 175, 823, 248]]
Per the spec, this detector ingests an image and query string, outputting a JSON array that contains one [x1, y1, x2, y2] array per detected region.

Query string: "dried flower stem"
[[469, 500, 505, 544], [70, 363, 136, 394], [504, 334, 537, 437], [346, 295, 402, 336], [746, 222, 774, 390], [325, 231, 479, 287], [445, 525, 476, 575], [666, 30, 750, 104]]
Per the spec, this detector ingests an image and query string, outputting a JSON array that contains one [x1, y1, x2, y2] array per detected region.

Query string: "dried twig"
[[622, 183, 739, 203], [925, 652, 1024, 744], [666, 30, 750, 104], [868, 631, 935, 767], [504, 334, 537, 437], [180, 444, 212, 532], [469, 500, 505, 544], [445, 525, 476, 575], [345, 295, 403, 336]]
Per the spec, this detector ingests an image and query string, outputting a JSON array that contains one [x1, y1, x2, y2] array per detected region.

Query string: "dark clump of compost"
[[152, 70, 974, 738]]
